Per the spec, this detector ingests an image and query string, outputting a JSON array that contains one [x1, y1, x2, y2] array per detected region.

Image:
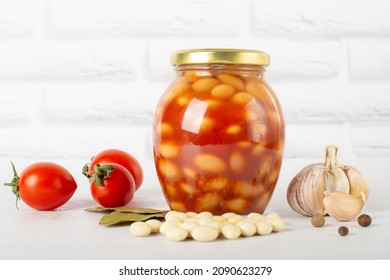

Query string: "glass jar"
[[152, 49, 285, 215]]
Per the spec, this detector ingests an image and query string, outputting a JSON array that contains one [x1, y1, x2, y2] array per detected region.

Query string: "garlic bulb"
[[287, 145, 369, 217]]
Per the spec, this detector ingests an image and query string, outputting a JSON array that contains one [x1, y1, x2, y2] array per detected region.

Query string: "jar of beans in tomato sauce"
[[152, 49, 285, 215]]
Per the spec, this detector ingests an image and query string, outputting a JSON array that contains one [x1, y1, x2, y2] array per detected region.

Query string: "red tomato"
[[5, 162, 77, 211], [87, 149, 143, 190], [89, 163, 135, 208]]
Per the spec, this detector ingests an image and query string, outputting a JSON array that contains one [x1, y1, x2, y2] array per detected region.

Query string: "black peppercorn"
[[358, 214, 372, 227], [311, 214, 325, 227], [338, 226, 349, 236]]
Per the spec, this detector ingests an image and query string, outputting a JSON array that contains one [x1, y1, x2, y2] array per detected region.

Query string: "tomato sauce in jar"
[[153, 49, 285, 215]]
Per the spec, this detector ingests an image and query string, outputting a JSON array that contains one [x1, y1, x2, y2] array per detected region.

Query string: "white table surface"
[[0, 158, 389, 260]]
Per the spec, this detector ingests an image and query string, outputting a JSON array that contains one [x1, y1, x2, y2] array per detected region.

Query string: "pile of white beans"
[[129, 210, 285, 242]]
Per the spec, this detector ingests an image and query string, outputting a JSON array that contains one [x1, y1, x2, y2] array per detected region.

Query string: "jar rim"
[[170, 48, 270, 66]]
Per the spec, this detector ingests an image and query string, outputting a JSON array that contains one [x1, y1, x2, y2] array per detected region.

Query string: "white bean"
[[256, 221, 273, 235], [183, 217, 199, 224], [229, 151, 245, 173], [194, 154, 227, 173], [221, 224, 241, 240], [159, 221, 181, 234], [211, 84, 236, 99], [185, 211, 198, 217], [247, 212, 266, 222], [228, 215, 244, 224], [165, 211, 188, 221], [231, 91, 253, 104], [206, 221, 224, 232], [191, 226, 219, 242], [129, 222, 152, 237], [145, 219, 162, 233], [196, 211, 213, 219], [192, 77, 220, 94], [268, 218, 286, 232], [158, 160, 179, 180], [198, 217, 215, 226], [221, 212, 237, 219], [164, 226, 188, 242], [236, 220, 257, 237], [159, 143, 180, 158], [266, 212, 282, 220], [212, 215, 227, 223], [180, 222, 200, 233]]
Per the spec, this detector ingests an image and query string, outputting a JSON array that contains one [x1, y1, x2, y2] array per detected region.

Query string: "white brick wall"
[[252, 0, 390, 35], [0, 1, 41, 37], [48, 0, 243, 37], [0, 0, 389, 167]]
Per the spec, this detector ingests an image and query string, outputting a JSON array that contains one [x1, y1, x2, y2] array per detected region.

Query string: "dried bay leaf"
[[85, 206, 169, 214], [99, 211, 167, 226]]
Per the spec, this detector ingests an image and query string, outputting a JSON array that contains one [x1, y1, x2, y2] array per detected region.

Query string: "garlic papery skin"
[[323, 191, 366, 222]]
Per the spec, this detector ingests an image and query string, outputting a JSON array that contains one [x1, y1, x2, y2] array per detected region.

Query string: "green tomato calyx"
[[3, 161, 21, 209]]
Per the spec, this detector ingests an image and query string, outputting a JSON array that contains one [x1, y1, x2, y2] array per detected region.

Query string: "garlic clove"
[[324, 165, 350, 194], [343, 166, 369, 200], [309, 169, 327, 216], [323, 191, 366, 222]]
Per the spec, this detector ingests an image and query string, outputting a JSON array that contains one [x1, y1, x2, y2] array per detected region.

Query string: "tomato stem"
[[90, 164, 115, 187], [3, 161, 21, 209], [81, 155, 97, 178], [82, 163, 91, 178]]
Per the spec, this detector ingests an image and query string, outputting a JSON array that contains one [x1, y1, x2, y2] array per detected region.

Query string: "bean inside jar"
[[153, 49, 285, 215]]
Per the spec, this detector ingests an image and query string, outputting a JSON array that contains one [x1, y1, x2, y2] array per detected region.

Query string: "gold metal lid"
[[170, 48, 270, 66]]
